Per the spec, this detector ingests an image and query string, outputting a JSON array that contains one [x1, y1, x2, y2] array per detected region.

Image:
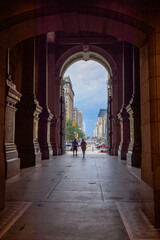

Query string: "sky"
[[64, 60, 109, 136]]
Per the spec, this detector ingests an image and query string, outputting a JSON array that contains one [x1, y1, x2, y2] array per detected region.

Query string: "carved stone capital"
[[126, 94, 140, 117], [6, 78, 22, 109], [117, 105, 129, 122], [33, 97, 42, 121], [39, 105, 53, 122]]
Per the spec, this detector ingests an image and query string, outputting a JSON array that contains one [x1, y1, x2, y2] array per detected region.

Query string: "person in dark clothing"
[[72, 139, 78, 156], [81, 139, 87, 158]]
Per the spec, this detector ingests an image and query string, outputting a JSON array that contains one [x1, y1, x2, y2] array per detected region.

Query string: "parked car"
[[95, 143, 107, 149], [99, 148, 107, 153], [65, 142, 72, 151]]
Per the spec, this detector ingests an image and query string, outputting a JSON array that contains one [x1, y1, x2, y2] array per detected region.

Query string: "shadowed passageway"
[[1, 152, 156, 240]]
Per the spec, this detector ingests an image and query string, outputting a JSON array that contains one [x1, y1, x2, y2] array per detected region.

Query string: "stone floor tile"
[[54, 181, 101, 192], [46, 191, 103, 202]]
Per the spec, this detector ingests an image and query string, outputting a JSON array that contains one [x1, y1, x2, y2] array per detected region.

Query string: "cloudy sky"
[[64, 60, 109, 136]]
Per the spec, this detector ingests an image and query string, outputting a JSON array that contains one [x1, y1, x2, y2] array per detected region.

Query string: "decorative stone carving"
[[5, 78, 22, 179], [117, 105, 130, 160], [126, 94, 141, 167], [112, 116, 120, 156], [33, 97, 42, 161], [82, 44, 89, 52]]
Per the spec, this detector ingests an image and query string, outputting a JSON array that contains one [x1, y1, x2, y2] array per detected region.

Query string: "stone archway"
[[55, 43, 119, 156], [0, 0, 160, 228], [55, 44, 117, 78]]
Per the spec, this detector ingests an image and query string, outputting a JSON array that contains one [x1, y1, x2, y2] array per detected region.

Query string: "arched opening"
[[55, 45, 118, 155], [63, 59, 109, 149]]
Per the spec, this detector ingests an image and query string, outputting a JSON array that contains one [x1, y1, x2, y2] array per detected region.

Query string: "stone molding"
[[126, 94, 141, 167], [5, 78, 22, 179]]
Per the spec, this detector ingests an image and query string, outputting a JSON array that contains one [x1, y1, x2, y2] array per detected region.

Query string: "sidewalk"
[[1, 151, 160, 240]]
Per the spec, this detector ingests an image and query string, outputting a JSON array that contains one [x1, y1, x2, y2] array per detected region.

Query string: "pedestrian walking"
[[81, 139, 87, 158], [72, 138, 78, 156]]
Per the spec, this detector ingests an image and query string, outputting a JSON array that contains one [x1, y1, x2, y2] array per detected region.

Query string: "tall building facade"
[[73, 107, 79, 124], [94, 109, 107, 139], [94, 121, 98, 138], [78, 110, 83, 129], [63, 76, 74, 120]]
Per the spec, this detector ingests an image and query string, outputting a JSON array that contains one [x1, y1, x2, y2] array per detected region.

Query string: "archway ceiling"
[[0, 0, 155, 48], [55, 45, 117, 80], [60, 51, 112, 78], [0, 0, 158, 25]]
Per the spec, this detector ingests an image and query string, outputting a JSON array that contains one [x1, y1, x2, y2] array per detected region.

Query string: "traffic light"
[[76, 133, 78, 139], [73, 121, 76, 127]]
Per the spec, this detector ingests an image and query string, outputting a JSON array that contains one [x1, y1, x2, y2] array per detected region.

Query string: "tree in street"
[[65, 119, 85, 142]]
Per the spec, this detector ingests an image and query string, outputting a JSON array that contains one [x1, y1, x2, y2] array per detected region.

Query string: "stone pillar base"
[[6, 158, 20, 179], [20, 146, 42, 168], [34, 142, 42, 165], [52, 143, 59, 156], [112, 148, 118, 156], [141, 183, 155, 226], [118, 149, 127, 160], [5, 143, 21, 179], [127, 151, 141, 167]]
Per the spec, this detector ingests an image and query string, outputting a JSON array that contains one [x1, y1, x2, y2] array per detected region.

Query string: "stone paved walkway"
[[1, 151, 158, 240]]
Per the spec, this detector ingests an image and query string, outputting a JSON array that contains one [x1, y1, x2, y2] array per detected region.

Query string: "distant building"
[[94, 109, 107, 139], [78, 110, 83, 129], [73, 107, 79, 124], [63, 76, 74, 120], [94, 121, 98, 138]]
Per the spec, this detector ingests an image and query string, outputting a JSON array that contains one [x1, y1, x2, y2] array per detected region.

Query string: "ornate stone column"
[[0, 45, 7, 211], [111, 71, 121, 156], [140, 32, 160, 227], [60, 85, 66, 155], [47, 35, 60, 156], [36, 35, 53, 159], [54, 76, 61, 155], [126, 46, 141, 167], [118, 41, 133, 160], [118, 106, 130, 159], [5, 75, 22, 179], [107, 78, 113, 155], [15, 38, 42, 168], [50, 114, 59, 155], [112, 117, 120, 156], [38, 106, 53, 159]]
